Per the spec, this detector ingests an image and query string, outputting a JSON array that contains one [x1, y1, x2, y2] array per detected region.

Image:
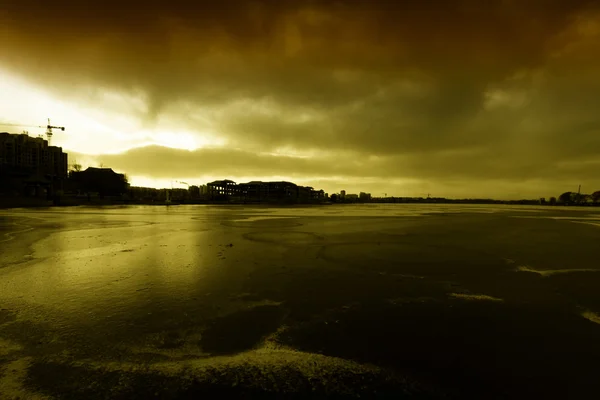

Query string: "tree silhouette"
[[69, 159, 82, 172], [559, 192, 573, 204]]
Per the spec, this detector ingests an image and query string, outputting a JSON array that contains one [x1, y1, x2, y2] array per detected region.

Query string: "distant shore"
[[2, 196, 598, 209], [0, 197, 333, 209]]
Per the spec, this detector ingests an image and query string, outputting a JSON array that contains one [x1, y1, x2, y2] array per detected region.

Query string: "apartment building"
[[0, 132, 68, 194]]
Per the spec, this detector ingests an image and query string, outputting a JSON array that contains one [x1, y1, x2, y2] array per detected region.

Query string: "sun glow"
[[0, 69, 226, 154]]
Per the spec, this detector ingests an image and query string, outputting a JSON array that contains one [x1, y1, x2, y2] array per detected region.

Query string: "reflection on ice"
[[230, 216, 300, 222], [582, 311, 600, 325], [449, 293, 503, 302], [516, 265, 600, 277]]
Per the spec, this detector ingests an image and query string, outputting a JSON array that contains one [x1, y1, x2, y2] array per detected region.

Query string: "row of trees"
[[558, 191, 600, 205]]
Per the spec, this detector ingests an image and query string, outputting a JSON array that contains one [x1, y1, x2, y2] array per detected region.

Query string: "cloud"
[[76, 145, 376, 180], [2, 1, 596, 114], [2, 1, 600, 197], [69, 144, 600, 198]]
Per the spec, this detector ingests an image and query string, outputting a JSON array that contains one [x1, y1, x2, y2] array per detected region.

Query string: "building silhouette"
[[189, 185, 200, 199], [205, 179, 325, 203], [67, 167, 128, 197], [346, 193, 359, 201], [207, 180, 239, 200], [0, 131, 68, 196]]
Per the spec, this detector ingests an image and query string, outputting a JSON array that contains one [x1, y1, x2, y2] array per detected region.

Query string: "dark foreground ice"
[[1, 204, 600, 399]]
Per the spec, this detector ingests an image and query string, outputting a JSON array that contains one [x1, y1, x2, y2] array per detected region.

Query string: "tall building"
[[0, 132, 68, 195], [199, 185, 209, 198]]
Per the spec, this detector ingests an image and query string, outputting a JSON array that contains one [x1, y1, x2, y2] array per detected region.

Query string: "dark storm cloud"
[[215, 75, 489, 155], [2, 0, 594, 114], [2, 0, 600, 194]]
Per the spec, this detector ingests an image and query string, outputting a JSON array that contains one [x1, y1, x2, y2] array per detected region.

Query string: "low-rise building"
[[207, 180, 239, 199], [346, 193, 359, 201], [202, 179, 327, 203], [311, 188, 325, 200], [188, 185, 200, 199], [68, 167, 128, 196], [239, 181, 298, 202], [297, 185, 312, 201], [128, 186, 160, 202], [170, 188, 189, 201]]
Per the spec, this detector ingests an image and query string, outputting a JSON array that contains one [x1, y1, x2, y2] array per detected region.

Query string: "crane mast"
[[0, 118, 65, 145], [44, 118, 65, 146]]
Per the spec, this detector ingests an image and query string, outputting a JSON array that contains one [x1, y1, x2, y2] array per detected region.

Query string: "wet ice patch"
[[261, 324, 295, 351], [568, 220, 600, 228], [582, 311, 600, 325], [243, 231, 322, 245], [200, 304, 286, 355], [387, 297, 436, 306], [231, 216, 299, 223], [0, 223, 34, 244], [449, 293, 503, 302], [129, 300, 285, 359], [60, 347, 431, 398], [0, 357, 48, 400], [534, 216, 600, 228], [516, 265, 599, 276], [510, 215, 600, 228], [0, 337, 23, 356], [126, 328, 208, 359]]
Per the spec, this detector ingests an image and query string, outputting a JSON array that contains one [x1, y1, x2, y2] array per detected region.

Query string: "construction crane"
[[43, 118, 65, 146], [171, 180, 190, 189], [0, 118, 65, 145]]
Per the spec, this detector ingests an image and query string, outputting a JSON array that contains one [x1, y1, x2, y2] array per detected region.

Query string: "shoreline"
[[2, 198, 599, 210], [0, 198, 334, 209]]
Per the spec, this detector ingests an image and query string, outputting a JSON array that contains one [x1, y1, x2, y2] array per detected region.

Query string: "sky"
[[1, 0, 600, 199]]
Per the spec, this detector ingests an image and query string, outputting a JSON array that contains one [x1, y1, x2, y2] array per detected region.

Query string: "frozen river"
[[1, 204, 600, 398]]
